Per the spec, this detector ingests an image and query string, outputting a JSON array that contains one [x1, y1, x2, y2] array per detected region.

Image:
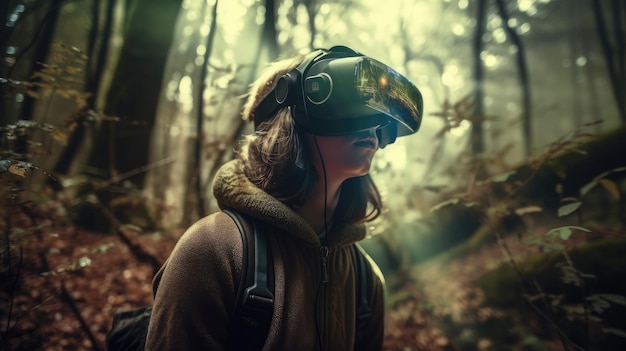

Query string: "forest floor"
[[2, 224, 176, 351], [383, 219, 626, 351], [2, 216, 624, 350]]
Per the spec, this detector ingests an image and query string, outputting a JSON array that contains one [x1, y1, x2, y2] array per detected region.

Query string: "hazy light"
[[186, 10, 198, 21], [450, 119, 471, 137], [484, 54, 498, 68], [442, 64, 463, 90], [506, 102, 519, 113], [576, 56, 587, 66], [484, 96, 494, 106], [452, 23, 465, 36], [183, 25, 193, 36], [218, 1, 247, 44], [166, 78, 178, 101], [488, 15, 502, 30], [223, 49, 234, 61], [256, 6, 266, 25], [320, 3, 331, 15], [517, 0, 533, 12], [381, 141, 407, 170], [200, 24, 210, 36], [493, 28, 507, 43], [196, 45, 206, 56], [296, 4, 308, 25], [517, 23, 531, 35], [185, 62, 195, 73], [458, 0, 468, 10], [178, 75, 193, 113], [278, 31, 289, 45]]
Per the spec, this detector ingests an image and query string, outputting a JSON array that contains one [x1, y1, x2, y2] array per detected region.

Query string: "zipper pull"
[[320, 246, 329, 283]]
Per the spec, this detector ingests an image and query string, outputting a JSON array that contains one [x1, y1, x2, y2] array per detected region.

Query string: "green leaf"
[[491, 170, 516, 182], [558, 201, 581, 217], [602, 328, 626, 339], [523, 236, 545, 247], [546, 226, 591, 240], [596, 294, 626, 306], [560, 228, 572, 240], [543, 243, 565, 252], [579, 180, 596, 197], [515, 206, 543, 216]]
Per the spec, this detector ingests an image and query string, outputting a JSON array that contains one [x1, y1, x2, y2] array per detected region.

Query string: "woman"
[[146, 46, 423, 350]]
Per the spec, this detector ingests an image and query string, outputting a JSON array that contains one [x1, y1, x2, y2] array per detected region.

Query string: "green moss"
[[479, 236, 626, 310]]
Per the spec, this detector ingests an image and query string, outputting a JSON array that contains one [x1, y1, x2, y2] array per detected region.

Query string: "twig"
[[0, 207, 23, 345], [491, 223, 586, 351], [92, 201, 160, 274], [37, 252, 102, 351], [69, 156, 176, 207]]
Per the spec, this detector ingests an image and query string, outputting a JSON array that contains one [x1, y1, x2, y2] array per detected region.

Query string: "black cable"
[[311, 133, 328, 351], [296, 50, 330, 351]]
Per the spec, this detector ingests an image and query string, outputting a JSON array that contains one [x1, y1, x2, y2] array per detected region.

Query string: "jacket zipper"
[[320, 245, 329, 283], [319, 245, 330, 350]]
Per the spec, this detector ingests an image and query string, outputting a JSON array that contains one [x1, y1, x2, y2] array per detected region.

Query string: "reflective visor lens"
[[354, 58, 423, 135]]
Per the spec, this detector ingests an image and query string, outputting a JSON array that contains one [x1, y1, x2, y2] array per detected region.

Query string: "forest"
[[1, 0, 625, 350]]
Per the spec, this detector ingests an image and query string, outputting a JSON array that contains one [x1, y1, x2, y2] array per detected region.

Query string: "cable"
[[297, 52, 330, 351], [311, 133, 328, 351]]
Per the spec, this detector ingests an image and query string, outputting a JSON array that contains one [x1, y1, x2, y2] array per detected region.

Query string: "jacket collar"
[[212, 160, 366, 248]]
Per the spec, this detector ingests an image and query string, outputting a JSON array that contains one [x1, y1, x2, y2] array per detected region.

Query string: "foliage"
[[415, 120, 626, 350], [373, 92, 626, 349], [0, 42, 163, 350]]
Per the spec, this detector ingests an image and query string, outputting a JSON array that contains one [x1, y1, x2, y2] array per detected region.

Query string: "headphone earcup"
[[279, 69, 314, 132]]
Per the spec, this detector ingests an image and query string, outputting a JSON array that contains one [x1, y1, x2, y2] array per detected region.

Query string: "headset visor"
[[354, 57, 422, 136]]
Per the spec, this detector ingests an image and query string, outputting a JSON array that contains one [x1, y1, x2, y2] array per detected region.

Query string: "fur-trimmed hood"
[[212, 160, 366, 248]]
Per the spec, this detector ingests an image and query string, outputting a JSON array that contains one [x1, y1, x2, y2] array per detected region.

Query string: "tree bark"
[[495, 0, 532, 156], [591, 0, 626, 123], [193, 0, 219, 219], [470, 0, 487, 177], [88, 0, 182, 183], [52, 0, 116, 178]]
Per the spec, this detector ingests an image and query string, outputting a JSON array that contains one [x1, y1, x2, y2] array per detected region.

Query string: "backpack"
[[106, 209, 373, 350]]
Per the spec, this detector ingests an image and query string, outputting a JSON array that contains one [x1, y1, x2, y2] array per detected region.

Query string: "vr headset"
[[254, 45, 423, 148]]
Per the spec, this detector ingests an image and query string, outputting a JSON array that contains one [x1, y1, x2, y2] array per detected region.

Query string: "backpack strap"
[[223, 209, 274, 351], [353, 244, 373, 350]]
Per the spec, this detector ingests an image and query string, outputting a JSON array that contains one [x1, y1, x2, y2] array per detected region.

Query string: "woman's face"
[[304, 128, 379, 181]]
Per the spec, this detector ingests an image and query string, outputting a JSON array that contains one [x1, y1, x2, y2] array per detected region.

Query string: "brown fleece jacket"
[[145, 160, 385, 351]]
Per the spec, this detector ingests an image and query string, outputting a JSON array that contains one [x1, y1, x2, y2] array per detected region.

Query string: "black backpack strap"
[[353, 244, 373, 350], [223, 209, 274, 351]]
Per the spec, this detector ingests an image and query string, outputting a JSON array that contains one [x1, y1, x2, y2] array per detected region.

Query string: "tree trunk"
[[591, 0, 626, 123], [495, 0, 532, 156], [10, 0, 63, 155], [89, 0, 182, 183], [52, 0, 116, 178], [470, 0, 487, 177], [261, 0, 279, 58], [192, 0, 219, 220]]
